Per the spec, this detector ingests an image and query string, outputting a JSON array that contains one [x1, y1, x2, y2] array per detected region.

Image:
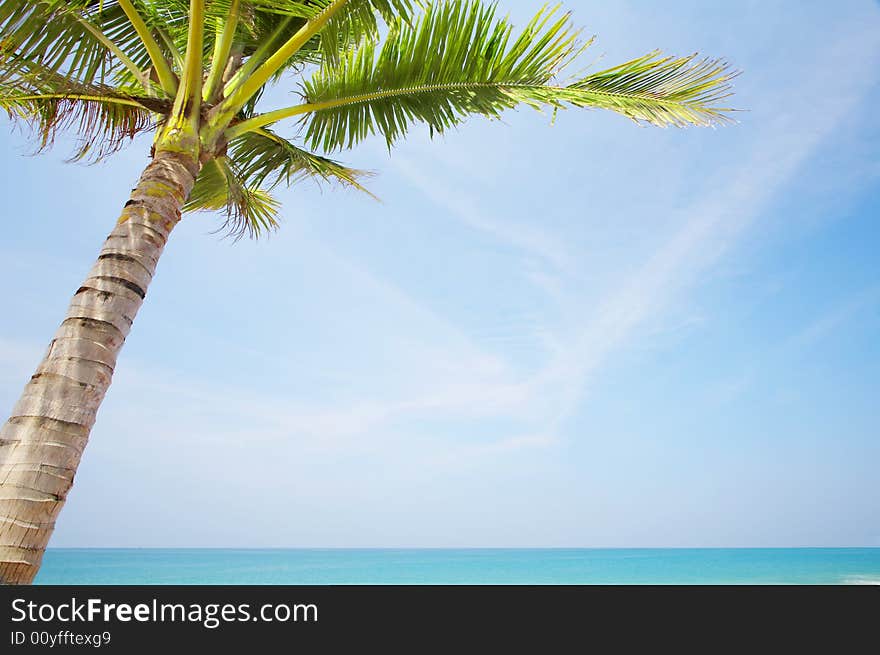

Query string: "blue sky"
[[1, 0, 879, 547]]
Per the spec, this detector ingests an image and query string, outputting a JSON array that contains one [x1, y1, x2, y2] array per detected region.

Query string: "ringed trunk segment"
[[0, 151, 199, 585]]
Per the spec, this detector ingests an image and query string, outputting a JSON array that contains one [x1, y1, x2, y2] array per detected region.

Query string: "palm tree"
[[0, 0, 736, 584]]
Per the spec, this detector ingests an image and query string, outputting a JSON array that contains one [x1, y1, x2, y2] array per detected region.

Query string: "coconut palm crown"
[[0, 0, 737, 584]]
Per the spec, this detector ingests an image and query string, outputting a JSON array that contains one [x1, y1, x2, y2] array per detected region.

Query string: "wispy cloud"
[[388, 19, 880, 439], [784, 286, 880, 355], [394, 154, 579, 275], [701, 284, 880, 409]]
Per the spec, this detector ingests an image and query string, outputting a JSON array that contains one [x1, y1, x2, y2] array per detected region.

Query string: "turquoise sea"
[[33, 548, 880, 585]]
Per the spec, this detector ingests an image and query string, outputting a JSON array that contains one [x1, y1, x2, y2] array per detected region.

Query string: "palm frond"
[[287, 0, 735, 151], [0, 80, 161, 161], [213, 0, 419, 129], [1, 0, 116, 87], [220, 12, 308, 98], [319, 0, 417, 66], [1, 43, 169, 161], [243, 0, 416, 65], [184, 156, 282, 239], [0, 1, 179, 94], [567, 51, 737, 127], [231, 127, 374, 195], [90, 1, 185, 88], [184, 126, 372, 238]]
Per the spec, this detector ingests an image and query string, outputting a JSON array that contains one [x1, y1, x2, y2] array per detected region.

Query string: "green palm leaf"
[[184, 156, 282, 239], [244, 0, 417, 64], [0, 1, 180, 93], [231, 127, 374, 194], [0, 82, 161, 160], [567, 51, 736, 126], [271, 1, 737, 151], [185, 127, 371, 238]]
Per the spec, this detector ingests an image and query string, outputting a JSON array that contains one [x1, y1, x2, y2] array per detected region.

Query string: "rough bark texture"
[[0, 150, 199, 584]]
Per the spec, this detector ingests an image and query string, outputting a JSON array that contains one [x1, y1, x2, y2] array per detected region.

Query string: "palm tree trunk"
[[0, 150, 200, 584]]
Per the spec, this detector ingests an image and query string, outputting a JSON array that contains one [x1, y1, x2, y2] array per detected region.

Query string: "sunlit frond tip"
[[568, 50, 740, 128]]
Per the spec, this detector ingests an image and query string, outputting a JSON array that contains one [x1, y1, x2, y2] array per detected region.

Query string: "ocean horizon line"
[[46, 546, 880, 550]]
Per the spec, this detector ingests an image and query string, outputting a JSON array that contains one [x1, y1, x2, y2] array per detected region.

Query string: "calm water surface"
[[34, 548, 880, 585]]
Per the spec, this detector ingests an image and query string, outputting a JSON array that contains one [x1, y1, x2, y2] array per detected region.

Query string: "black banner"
[[1, 585, 876, 650]]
